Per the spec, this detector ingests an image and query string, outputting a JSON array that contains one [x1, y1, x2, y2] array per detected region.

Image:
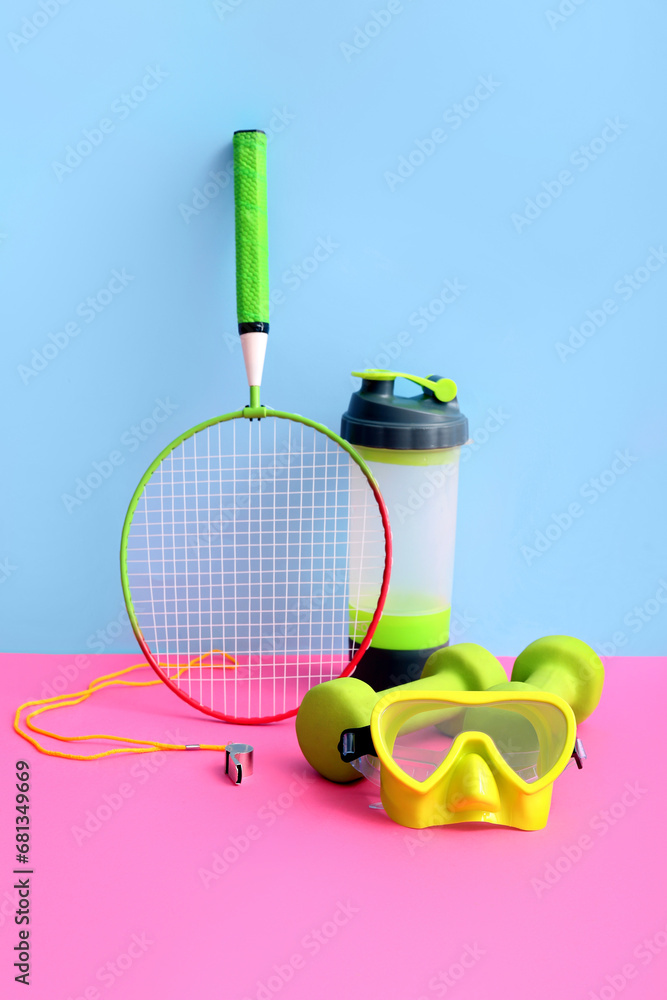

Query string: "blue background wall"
[[2, 0, 665, 656]]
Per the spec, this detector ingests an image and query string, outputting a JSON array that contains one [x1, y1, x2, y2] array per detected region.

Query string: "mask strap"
[[571, 737, 587, 769], [338, 726, 377, 763]]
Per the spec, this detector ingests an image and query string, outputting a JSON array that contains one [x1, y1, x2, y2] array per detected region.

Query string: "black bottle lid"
[[341, 370, 468, 451]]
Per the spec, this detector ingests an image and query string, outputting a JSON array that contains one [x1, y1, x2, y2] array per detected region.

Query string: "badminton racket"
[[120, 129, 391, 723]]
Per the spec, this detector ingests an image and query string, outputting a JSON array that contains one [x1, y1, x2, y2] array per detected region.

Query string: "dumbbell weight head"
[[296, 677, 378, 783], [510, 635, 604, 723]]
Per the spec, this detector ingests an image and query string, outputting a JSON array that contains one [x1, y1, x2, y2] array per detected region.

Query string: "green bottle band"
[[350, 607, 451, 650], [354, 445, 461, 467]]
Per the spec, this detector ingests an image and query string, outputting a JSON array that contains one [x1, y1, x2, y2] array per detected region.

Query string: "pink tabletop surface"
[[2, 653, 666, 1000]]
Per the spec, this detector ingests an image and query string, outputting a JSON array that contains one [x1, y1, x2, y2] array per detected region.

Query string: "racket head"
[[120, 408, 391, 723]]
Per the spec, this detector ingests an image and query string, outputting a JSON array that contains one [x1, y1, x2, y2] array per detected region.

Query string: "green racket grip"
[[233, 130, 269, 332]]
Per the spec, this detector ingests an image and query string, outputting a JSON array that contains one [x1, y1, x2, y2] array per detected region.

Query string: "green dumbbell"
[[295, 643, 507, 782], [295, 636, 604, 782]]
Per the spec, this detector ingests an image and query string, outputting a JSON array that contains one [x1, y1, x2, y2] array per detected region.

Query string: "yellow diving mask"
[[339, 689, 583, 832]]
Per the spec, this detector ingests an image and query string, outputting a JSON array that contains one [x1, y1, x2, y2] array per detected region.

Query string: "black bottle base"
[[350, 642, 449, 692]]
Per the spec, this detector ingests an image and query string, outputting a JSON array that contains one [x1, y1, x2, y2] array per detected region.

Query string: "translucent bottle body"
[[349, 446, 460, 651]]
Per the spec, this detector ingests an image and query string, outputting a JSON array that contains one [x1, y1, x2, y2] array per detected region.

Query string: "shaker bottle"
[[341, 369, 468, 690]]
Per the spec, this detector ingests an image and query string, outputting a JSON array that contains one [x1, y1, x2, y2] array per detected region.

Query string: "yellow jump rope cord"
[[14, 653, 236, 761]]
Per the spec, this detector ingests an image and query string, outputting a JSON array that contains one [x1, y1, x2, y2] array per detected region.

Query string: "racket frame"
[[120, 407, 392, 723]]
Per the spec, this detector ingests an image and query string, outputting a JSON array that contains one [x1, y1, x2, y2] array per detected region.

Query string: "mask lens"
[[378, 699, 570, 783], [389, 704, 463, 782], [461, 702, 568, 780]]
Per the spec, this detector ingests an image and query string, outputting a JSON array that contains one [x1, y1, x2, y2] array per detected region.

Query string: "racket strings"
[[124, 415, 388, 721]]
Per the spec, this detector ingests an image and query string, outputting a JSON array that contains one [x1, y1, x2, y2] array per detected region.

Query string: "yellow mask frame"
[[370, 689, 577, 831]]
